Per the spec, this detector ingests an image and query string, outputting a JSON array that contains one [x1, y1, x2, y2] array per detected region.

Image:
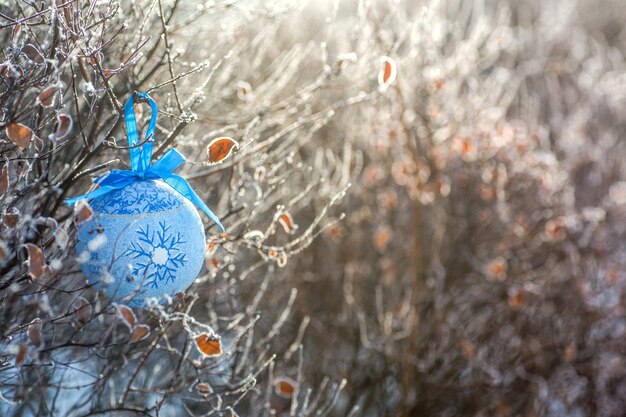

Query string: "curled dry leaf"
[[276, 250, 288, 268], [254, 165, 266, 181], [206, 257, 220, 271], [6, 123, 33, 149], [33, 136, 44, 153], [0, 240, 8, 262], [35, 216, 58, 229], [0, 62, 22, 79], [459, 338, 476, 359], [74, 200, 93, 223], [508, 287, 526, 310], [374, 226, 392, 251], [37, 86, 58, 107], [194, 333, 222, 357], [133, 103, 143, 120], [24, 243, 47, 278], [130, 324, 151, 342], [55, 114, 73, 139], [15, 344, 27, 367], [563, 343, 577, 363], [207, 137, 239, 165], [28, 319, 42, 347], [89, 51, 104, 65], [22, 44, 44, 64], [274, 376, 297, 399], [206, 237, 219, 255], [235, 80, 253, 101], [197, 383, 211, 394], [0, 164, 8, 198], [78, 57, 90, 82], [73, 297, 92, 325], [378, 56, 397, 91], [278, 211, 297, 234], [486, 257, 507, 281], [11, 23, 21, 42], [243, 230, 264, 244], [116, 304, 137, 330], [3, 208, 19, 228]]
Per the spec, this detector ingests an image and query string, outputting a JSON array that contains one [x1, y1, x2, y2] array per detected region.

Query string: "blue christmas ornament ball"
[[76, 179, 207, 307]]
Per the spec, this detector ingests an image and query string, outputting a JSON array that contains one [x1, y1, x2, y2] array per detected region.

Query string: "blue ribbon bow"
[[66, 92, 225, 232]]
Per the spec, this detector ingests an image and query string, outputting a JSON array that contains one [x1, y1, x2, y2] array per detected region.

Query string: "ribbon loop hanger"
[[66, 92, 225, 232]]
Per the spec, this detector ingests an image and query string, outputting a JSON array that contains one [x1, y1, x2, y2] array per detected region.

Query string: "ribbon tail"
[[150, 148, 185, 173], [160, 173, 226, 232]]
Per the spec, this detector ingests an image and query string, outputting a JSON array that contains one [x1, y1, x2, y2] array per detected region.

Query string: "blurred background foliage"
[[0, 0, 625, 416]]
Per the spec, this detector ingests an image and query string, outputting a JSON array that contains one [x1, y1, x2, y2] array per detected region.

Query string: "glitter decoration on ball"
[[66, 92, 225, 307]]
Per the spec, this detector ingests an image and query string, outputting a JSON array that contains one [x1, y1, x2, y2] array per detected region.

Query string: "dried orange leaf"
[[78, 57, 90, 82], [206, 237, 219, 255], [278, 211, 297, 234], [37, 86, 58, 107], [459, 339, 476, 359], [55, 114, 73, 139], [74, 200, 93, 223], [3, 209, 19, 228], [206, 257, 220, 271], [28, 319, 42, 347], [276, 250, 287, 268], [0, 164, 8, 198], [89, 52, 103, 65], [194, 333, 222, 357], [11, 23, 21, 42], [207, 137, 238, 165], [563, 344, 577, 363], [116, 305, 136, 330], [274, 376, 297, 399], [1, 63, 22, 79], [197, 383, 211, 394], [130, 324, 150, 342], [374, 227, 391, 251], [378, 56, 397, 91], [486, 257, 507, 281], [254, 165, 266, 181], [24, 243, 47, 278], [0, 241, 8, 262], [508, 287, 526, 310], [6, 123, 33, 149], [267, 247, 278, 259], [22, 44, 44, 64], [73, 297, 92, 325], [33, 136, 44, 153], [15, 344, 27, 367], [235, 80, 252, 101]]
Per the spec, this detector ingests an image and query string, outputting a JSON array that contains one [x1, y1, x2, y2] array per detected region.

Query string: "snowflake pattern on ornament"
[[90, 181, 181, 215], [125, 221, 187, 289]]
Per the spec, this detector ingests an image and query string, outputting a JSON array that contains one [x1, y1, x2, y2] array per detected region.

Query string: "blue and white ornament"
[[67, 92, 225, 307]]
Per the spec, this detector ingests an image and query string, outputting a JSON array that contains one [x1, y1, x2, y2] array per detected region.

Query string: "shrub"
[[0, 0, 625, 416]]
